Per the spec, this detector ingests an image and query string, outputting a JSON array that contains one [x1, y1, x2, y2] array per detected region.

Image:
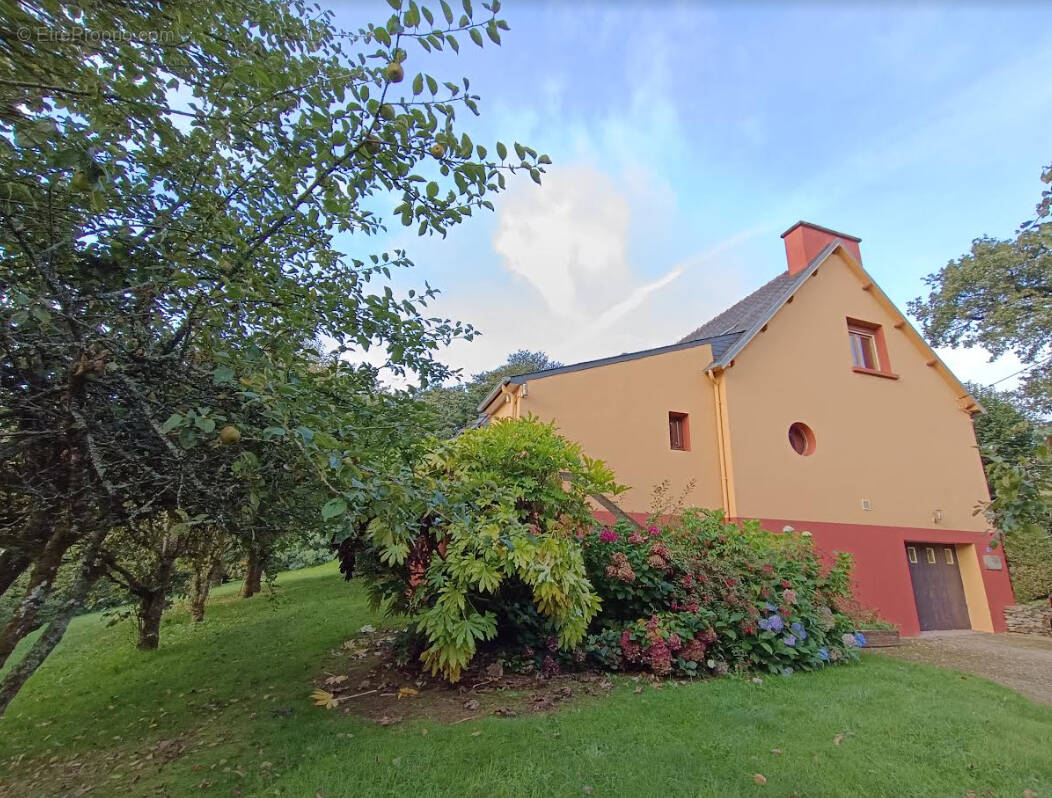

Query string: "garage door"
[[905, 543, 971, 631]]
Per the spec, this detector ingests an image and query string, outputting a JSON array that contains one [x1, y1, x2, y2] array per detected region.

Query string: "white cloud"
[[492, 166, 637, 319]]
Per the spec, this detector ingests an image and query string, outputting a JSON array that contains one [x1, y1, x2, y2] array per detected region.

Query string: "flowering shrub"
[[360, 421, 862, 682], [580, 509, 861, 676]]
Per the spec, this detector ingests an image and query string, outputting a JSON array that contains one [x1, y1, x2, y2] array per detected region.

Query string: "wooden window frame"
[[668, 411, 690, 451], [846, 318, 898, 379]]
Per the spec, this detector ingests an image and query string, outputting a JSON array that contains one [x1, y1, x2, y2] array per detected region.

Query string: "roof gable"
[[690, 241, 980, 410]]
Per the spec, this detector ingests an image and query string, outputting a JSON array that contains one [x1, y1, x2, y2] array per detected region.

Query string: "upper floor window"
[[669, 412, 689, 451], [846, 318, 897, 378], [849, 325, 878, 369]]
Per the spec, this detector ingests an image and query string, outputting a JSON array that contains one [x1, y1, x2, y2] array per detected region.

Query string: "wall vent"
[[861, 498, 872, 511]]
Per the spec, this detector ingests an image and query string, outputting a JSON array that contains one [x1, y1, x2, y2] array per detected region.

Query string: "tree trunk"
[[0, 527, 75, 669], [135, 555, 175, 650], [0, 550, 31, 600], [0, 530, 105, 719], [239, 547, 263, 598], [136, 590, 166, 650], [189, 556, 222, 622]]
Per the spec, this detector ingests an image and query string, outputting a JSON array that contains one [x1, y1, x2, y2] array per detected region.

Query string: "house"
[[477, 221, 1015, 636]]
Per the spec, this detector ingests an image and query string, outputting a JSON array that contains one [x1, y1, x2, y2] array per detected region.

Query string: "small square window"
[[669, 412, 689, 451], [849, 329, 878, 369], [847, 318, 895, 377]]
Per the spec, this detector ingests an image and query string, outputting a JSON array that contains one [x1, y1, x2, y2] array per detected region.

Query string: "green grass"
[[1, 563, 1050, 797]]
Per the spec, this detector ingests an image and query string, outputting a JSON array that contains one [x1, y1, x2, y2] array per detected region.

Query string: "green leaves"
[[322, 498, 348, 520], [161, 413, 184, 434]]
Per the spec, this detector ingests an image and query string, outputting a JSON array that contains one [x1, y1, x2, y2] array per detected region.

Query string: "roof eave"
[[476, 378, 511, 414]]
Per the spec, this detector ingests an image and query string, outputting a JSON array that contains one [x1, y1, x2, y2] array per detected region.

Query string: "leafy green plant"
[[359, 416, 622, 681]]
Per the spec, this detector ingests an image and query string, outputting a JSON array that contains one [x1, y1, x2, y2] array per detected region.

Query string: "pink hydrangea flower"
[[598, 527, 619, 543]]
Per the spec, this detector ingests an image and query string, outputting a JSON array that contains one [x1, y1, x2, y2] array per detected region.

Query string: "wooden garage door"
[[905, 543, 971, 631]]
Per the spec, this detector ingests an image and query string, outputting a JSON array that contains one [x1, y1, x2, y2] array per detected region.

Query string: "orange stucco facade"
[[480, 225, 1015, 636]]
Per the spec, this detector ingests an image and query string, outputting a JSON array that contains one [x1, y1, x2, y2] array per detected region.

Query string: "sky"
[[327, 1, 1052, 390]]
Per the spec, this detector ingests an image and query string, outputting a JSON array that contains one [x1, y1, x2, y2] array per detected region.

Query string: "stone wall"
[[1003, 601, 1052, 637]]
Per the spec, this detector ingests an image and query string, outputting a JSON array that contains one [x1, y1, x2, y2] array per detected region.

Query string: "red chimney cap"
[[780, 220, 861, 242], [780, 221, 862, 275]]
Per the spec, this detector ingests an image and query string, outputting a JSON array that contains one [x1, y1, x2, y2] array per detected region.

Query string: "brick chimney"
[[781, 221, 862, 275]]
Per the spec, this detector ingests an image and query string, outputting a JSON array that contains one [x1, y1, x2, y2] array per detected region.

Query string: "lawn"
[[1, 563, 1050, 797]]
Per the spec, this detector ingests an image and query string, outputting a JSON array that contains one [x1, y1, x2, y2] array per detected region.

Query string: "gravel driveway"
[[872, 631, 1052, 706]]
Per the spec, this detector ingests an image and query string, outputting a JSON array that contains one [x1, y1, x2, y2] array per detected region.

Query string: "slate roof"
[[677, 269, 801, 343]]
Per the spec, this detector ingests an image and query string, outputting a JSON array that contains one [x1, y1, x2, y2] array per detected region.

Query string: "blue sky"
[[328, 1, 1051, 388]]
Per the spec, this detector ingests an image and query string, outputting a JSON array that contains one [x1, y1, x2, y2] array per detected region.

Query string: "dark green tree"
[[909, 166, 1051, 413], [967, 385, 1050, 602], [422, 350, 562, 437], [0, 0, 546, 714]]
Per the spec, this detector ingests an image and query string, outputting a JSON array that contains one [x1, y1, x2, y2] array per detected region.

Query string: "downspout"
[[706, 367, 734, 519]]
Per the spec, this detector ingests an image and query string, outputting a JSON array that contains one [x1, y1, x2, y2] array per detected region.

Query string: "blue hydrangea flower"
[[781, 667, 793, 677], [783, 634, 797, 647], [766, 614, 784, 633], [758, 617, 770, 631], [854, 632, 867, 648], [818, 647, 829, 661], [764, 603, 777, 612], [790, 621, 807, 641]]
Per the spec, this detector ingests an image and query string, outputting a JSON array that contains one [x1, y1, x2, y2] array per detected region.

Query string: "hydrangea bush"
[[580, 510, 862, 676]]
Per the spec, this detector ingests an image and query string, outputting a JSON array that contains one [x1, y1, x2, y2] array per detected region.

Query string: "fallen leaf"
[[310, 689, 339, 710], [1023, 791, 1037, 798], [324, 675, 348, 687], [770, 749, 783, 755], [360, 625, 375, 634], [633, 686, 644, 694], [583, 787, 594, 795], [599, 679, 614, 690], [471, 730, 481, 737], [463, 699, 480, 711], [833, 734, 844, 746], [397, 687, 419, 700], [754, 773, 767, 785]]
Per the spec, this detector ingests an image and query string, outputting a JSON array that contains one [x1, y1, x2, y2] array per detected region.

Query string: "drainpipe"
[[706, 367, 733, 519]]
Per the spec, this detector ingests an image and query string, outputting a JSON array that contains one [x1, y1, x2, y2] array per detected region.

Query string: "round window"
[[788, 422, 816, 456]]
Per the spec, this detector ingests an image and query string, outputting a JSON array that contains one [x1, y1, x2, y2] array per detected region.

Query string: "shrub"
[[580, 510, 862, 676], [359, 421, 863, 681], [360, 416, 622, 681], [1005, 529, 1052, 603]]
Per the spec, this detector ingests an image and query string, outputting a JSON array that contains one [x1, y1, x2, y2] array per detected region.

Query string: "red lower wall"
[[592, 511, 1014, 636]]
